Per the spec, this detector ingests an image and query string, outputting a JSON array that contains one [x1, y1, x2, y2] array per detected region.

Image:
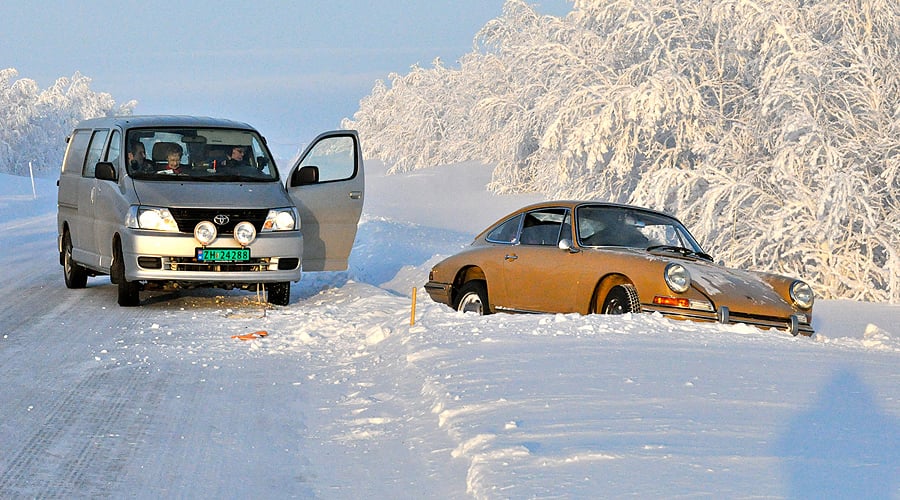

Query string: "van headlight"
[[790, 280, 814, 310], [262, 207, 298, 231], [664, 263, 691, 293], [194, 221, 217, 245], [234, 221, 257, 246], [127, 206, 179, 232]]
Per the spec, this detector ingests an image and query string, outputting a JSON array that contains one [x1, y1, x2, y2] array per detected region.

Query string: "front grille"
[[729, 311, 790, 329], [169, 208, 269, 234]]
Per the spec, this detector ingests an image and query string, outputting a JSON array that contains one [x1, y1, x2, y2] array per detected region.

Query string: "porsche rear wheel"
[[602, 284, 641, 314], [455, 281, 490, 315]]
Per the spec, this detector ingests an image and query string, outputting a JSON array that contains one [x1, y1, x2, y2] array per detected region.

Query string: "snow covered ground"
[[0, 162, 898, 498]]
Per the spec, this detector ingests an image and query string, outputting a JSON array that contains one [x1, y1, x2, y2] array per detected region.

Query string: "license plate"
[[197, 248, 250, 262]]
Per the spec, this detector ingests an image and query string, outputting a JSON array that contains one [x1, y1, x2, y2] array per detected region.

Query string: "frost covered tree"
[[344, 0, 900, 303], [0, 68, 135, 176]]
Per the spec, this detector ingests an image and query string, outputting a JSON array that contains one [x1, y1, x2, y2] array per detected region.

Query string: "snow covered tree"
[[0, 68, 136, 176], [344, 0, 900, 303]]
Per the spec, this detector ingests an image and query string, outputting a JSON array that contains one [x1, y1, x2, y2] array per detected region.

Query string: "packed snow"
[[0, 161, 898, 498]]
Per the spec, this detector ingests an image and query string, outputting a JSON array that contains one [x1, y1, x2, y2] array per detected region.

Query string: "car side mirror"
[[558, 239, 580, 253], [292, 165, 319, 186], [95, 162, 117, 182], [256, 156, 269, 168]]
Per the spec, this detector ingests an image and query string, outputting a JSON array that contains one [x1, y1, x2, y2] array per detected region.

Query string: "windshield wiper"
[[646, 245, 713, 262]]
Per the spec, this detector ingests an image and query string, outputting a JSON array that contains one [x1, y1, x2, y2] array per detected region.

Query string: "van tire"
[[266, 282, 290, 306], [63, 230, 88, 289], [113, 242, 140, 307]]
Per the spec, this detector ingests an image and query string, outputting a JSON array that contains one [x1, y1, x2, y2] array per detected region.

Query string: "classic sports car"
[[425, 201, 815, 336]]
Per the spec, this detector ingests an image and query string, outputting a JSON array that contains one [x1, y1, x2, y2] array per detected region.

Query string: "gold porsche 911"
[[425, 201, 815, 336]]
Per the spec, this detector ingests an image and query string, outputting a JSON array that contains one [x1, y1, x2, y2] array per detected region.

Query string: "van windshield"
[[126, 128, 278, 182]]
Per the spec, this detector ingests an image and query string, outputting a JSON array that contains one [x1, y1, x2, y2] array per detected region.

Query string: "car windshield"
[[576, 205, 705, 253], [126, 128, 278, 182]]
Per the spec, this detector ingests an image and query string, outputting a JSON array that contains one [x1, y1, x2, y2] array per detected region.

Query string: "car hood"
[[131, 179, 291, 209], [606, 247, 797, 316], [681, 258, 795, 315]]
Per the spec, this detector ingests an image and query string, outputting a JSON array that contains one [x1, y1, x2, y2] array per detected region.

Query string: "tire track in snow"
[[0, 361, 166, 498], [0, 280, 166, 498]]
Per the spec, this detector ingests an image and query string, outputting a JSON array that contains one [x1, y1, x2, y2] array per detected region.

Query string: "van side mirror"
[[95, 162, 117, 182], [292, 165, 319, 186]]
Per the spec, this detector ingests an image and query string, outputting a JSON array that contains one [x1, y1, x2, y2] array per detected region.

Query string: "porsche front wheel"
[[602, 284, 641, 314], [455, 281, 490, 315]]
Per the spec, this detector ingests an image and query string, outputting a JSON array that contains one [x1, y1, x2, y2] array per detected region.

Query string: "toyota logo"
[[213, 214, 230, 226]]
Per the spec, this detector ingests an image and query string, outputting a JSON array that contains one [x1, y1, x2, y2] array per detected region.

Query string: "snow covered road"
[[1, 166, 898, 498]]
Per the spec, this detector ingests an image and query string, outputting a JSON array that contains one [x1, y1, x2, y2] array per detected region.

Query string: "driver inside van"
[[127, 141, 154, 173], [224, 146, 249, 167]]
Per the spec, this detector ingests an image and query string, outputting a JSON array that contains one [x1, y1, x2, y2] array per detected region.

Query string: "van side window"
[[105, 130, 122, 166], [62, 130, 92, 175], [83, 130, 109, 178]]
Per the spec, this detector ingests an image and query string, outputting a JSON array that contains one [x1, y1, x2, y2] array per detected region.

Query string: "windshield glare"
[[126, 128, 277, 181], [576, 205, 704, 252]]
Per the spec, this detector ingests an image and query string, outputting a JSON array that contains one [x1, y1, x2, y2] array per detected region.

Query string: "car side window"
[[519, 209, 568, 246], [486, 214, 522, 244], [82, 129, 109, 178]]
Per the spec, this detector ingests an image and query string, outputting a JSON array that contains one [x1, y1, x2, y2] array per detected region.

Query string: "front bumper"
[[644, 303, 814, 336], [122, 228, 302, 284]]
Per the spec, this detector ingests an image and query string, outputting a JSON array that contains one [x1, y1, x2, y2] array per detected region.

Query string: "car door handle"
[[505, 254, 518, 261], [349, 191, 362, 200]]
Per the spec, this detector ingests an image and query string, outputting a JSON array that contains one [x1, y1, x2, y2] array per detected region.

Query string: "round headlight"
[[664, 263, 691, 293], [194, 221, 217, 245], [234, 221, 257, 246], [790, 280, 814, 309]]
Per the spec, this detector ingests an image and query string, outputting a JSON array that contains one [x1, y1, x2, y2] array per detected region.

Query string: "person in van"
[[166, 147, 185, 174], [127, 141, 154, 173], [224, 146, 248, 167]]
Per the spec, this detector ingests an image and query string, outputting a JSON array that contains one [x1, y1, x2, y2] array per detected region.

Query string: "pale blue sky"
[[1, 0, 570, 157]]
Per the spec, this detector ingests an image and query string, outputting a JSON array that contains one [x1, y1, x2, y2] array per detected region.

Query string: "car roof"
[[73, 115, 258, 131], [513, 200, 676, 219]]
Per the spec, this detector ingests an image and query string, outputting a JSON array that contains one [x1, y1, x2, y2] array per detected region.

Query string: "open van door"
[[286, 130, 364, 272]]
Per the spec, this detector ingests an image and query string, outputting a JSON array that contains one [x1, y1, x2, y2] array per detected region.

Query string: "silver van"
[[57, 115, 364, 306]]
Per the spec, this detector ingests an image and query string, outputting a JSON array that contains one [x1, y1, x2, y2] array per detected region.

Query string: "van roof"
[[74, 115, 257, 131]]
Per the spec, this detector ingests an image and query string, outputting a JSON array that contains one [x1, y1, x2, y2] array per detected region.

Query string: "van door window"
[[105, 130, 122, 166], [83, 130, 109, 178], [297, 136, 357, 182]]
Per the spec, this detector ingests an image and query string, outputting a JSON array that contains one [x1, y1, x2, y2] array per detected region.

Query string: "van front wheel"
[[113, 242, 140, 307]]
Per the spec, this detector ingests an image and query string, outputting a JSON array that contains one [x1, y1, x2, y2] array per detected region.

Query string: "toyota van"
[[57, 115, 364, 306]]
